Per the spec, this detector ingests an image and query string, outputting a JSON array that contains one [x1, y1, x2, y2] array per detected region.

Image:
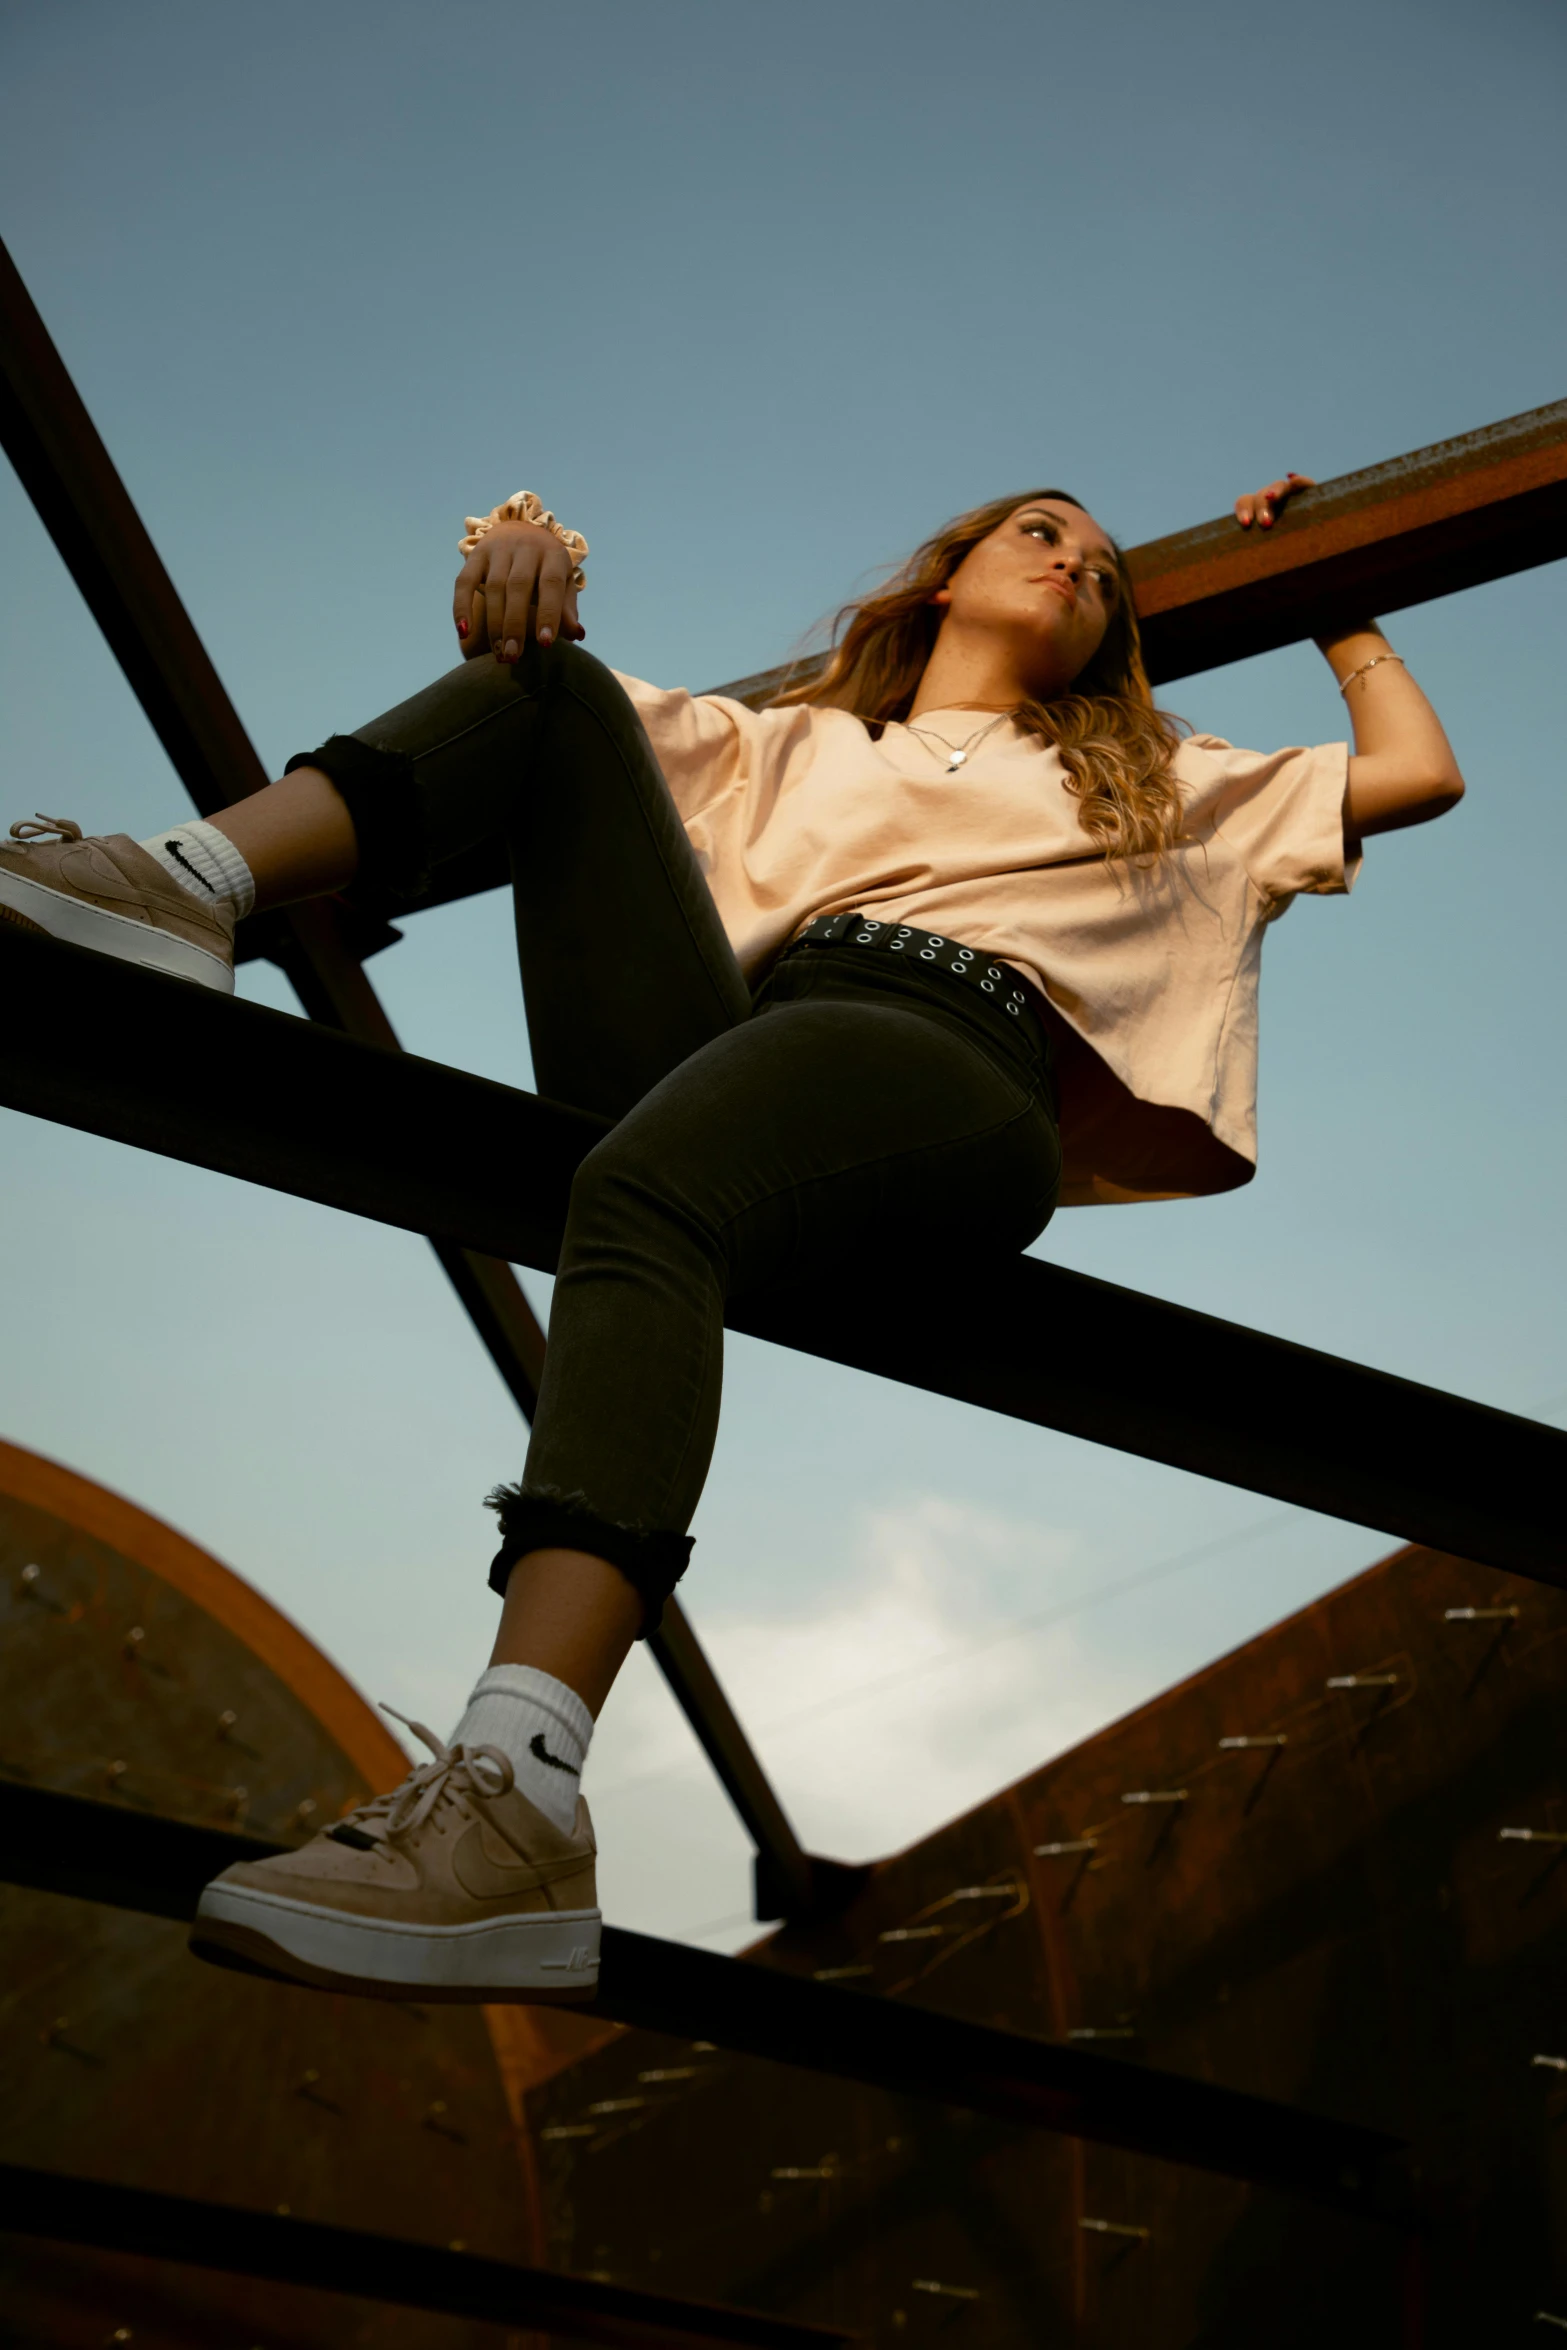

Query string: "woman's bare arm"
[[1316, 618, 1465, 842], [1235, 475, 1465, 845]]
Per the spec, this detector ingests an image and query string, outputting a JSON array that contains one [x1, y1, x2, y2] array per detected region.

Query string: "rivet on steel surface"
[[637, 2066, 699, 2083], [1218, 1735, 1287, 1749], [225, 1787, 250, 1817], [912, 2279, 981, 2300], [1531, 2055, 1567, 2072], [1500, 1827, 1567, 1845], [19, 1562, 68, 1614], [587, 2097, 646, 2114], [814, 1962, 874, 1980], [1326, 1674, 1398, 1688], [540, 2123, 598, 2140], [217, 1709, 239, 1737], [104, 1760, 127, 1786], [1067, 2026, 1137, 2041], [1079, 2218, 1150, 2240], [448, 2239, 466, 2253], [1034, 1837, 1098, 1855], [288, 1799, 318, 1828], [1121, 1789, 1187, 1805], [122, 1626, 146, 1660], [1444, 1605, 1518, 1621]]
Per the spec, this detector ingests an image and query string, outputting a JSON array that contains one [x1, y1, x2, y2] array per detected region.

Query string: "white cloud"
[[581, 1493, 1150, 1948]]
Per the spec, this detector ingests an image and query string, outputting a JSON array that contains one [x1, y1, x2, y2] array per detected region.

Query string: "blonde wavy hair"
[[771, 489, 1188, 860]]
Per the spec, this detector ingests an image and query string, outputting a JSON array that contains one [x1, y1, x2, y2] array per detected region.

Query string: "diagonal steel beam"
[[0, 1781, 1413, 2221], [4, 922, 1560, 1587], [0, 231, 828, 1924], [1, 2159, 852, 2349]]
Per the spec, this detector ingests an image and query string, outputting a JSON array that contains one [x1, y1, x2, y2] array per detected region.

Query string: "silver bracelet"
[[1338, 652, 1404, 697]]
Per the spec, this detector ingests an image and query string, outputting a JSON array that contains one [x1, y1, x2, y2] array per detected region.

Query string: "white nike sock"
[[450, 1663, 594, 1835], [139, 820, 256, 918]]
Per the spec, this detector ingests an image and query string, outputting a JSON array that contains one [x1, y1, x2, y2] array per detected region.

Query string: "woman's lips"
[[1038, 576, 1077, 609]]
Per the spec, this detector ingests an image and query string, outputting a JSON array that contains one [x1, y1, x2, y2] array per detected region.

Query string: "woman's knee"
[[565, 1124, 724, 1269]]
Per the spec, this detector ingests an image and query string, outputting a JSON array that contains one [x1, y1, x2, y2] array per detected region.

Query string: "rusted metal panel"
[[524, 1544, 1567, 2346], [0, 1446, 563, 2347]]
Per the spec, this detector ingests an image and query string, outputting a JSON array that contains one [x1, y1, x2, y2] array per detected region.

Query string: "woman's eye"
[[1023, 520, 1057, 542]]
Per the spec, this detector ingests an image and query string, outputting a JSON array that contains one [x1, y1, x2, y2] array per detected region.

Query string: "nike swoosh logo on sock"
[[166, 840, 218, 893], [529, 1732, 580, 1777]]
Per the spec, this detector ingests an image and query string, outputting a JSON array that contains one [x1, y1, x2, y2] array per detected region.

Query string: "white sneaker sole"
[[191, 1878, 601, 2003], [0, 868, 234, 993]]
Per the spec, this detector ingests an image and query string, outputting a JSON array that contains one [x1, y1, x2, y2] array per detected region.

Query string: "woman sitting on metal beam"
[[0, 473, 1464, 2005]]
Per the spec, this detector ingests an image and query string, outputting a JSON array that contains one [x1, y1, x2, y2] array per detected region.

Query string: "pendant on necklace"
[[946, 751, 967, 770]]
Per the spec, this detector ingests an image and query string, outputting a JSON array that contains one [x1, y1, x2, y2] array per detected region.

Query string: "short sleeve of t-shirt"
[[1188, 734, 1359, 903], [611, 672, 765, 823]]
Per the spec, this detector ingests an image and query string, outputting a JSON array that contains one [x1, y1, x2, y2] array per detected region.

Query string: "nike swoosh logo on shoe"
[[529, 1733, 580, 1777], [327, 1822, 381, 1851]]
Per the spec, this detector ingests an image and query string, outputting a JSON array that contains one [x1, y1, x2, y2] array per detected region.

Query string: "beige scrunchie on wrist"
[[459, 491, 589, 589]]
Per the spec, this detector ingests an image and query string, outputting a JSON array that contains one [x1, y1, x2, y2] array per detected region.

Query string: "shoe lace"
[[335, 1706, 515, 1846], [9, 814, 83, 844]]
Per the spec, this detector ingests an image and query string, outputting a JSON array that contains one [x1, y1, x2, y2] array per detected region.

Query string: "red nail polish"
[[538, 627, 553, 648], [457, 618, 469, 638]]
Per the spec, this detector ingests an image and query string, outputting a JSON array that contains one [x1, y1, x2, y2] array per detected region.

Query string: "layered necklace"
[[898, 710, 1012, 773]]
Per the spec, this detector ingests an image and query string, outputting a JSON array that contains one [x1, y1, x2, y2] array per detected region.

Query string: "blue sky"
[[2, 0, 1564, 1946]]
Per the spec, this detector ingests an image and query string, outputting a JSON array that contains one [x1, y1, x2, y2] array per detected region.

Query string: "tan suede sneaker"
[[189, 1712, 600, 2002], [0, 816, 236, 992]]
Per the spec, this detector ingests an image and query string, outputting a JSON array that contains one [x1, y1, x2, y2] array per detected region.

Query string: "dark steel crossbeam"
[[0, 1781, 1409, 2219], [0, 2159, 850, 2349], [4, 922, 1561, 1587], [0, 231, 827, 1926]]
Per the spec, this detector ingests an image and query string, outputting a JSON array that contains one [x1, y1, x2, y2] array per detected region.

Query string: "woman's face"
[[933, 498, 1120, 694]]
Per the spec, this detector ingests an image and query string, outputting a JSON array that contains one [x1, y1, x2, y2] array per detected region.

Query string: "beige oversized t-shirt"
[[612, 674, 1358, 1206]]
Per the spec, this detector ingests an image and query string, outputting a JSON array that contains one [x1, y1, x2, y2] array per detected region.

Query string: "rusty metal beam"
[[4, 922, 1563, 1588], [0, 1782, 1411, 2219], [1127, 399, 1567, 683], [708, 397, 1567, 709], [0, 232, 831, 1926], [0, 2160, 850, 2350], [353, 395, 1567, 928]]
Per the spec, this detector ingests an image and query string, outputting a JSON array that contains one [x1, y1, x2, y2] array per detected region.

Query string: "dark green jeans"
[[291, 645, 1062, 1625]]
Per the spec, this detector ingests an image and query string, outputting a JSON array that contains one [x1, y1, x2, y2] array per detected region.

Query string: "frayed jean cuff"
[[285, 732, 430, 910], [485, 1484, 694, 1636]]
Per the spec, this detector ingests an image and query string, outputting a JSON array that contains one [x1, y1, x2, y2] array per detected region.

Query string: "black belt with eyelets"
[[790, 910, 1035, 1018]]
